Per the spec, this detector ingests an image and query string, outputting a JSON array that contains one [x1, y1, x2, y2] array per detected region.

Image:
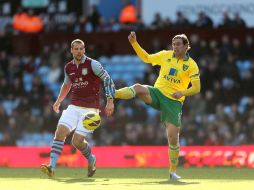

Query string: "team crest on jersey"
[[183, 64, 189, 71], [82, 68, 87, 76]]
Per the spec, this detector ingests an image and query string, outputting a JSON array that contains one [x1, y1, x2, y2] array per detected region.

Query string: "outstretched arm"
[[128, 31, 163, 65], [128, 31, 150, 63]]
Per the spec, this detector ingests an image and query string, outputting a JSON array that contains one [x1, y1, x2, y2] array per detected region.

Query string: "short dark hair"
[[172, 34, 191, 50], [71, 39, 85, 48]]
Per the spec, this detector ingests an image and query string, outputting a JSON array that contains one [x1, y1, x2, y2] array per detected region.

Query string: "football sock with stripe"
[[81, 144, 92, 160], [115, 87, 136, 99], [49, 139, 64, 169], [169, 144, 180, 173]]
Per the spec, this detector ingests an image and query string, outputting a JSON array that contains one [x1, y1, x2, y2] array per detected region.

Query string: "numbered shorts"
[[58, 105, 99, 136], [147, 86, 182, 127]]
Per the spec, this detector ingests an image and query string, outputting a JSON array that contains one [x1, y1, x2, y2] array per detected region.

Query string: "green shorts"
[[147, 86, 182, 127]]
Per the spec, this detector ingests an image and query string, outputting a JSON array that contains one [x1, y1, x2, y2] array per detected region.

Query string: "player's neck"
[[176, 55, 184, 60], [74, 58, 81, 65], [75, 59, 81, 64], [176, 52, 186, 60]]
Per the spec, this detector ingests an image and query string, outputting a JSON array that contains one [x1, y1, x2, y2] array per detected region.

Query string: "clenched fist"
[[172, 91, 183, 99], [128, 31, 137, 44], [53, 101, 61, 113]]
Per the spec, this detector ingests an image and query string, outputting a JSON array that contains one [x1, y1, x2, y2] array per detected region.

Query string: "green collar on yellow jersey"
[[172, 52, 189, 61]]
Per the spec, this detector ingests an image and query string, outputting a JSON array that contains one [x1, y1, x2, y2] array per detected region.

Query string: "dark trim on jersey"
[[172, 52, 190, 61]]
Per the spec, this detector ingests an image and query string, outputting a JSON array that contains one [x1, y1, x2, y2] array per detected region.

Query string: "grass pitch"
[[0, 167, 254, 190]]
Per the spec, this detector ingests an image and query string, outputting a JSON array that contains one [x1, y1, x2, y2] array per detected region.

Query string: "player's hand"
[[172, 91, 183, 99], [105, 99, 114, 116], [128, 31, 137, 44], [53, 101, 61, 113]]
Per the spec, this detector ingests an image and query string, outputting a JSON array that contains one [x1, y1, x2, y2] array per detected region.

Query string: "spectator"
[[218, 11, 234, 28], [231, 12, 246, 28], [150, 13, 164, 29], [119, 1, 137, 24], [13, 9, 44, 33], [74, 16, 93, 33], [194, 11, 213, 28], [174, 11, 191, 28], [88, 5, 101, 31]]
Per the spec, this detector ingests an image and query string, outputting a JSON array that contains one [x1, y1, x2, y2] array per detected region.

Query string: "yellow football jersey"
[[141, 50, 200, 103]]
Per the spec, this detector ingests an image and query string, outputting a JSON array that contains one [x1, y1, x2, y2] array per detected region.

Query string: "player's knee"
[[54, 125, 70, 141], [168, 134, 179, 146], [72, 138, 82, 149], [132, 83, 146, 95], [72, 137, 85, 150], [169, 137, 179, 146], [54, 131, 67, 141]]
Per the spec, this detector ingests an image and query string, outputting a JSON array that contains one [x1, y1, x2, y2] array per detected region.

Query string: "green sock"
[[168, 144, 180, 173]]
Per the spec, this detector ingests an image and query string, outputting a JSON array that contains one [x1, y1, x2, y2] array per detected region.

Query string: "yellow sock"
[[168, 144, 179, 173], [115, 87, 136, 99]]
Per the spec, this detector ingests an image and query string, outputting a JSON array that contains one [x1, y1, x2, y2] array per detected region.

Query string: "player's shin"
[[115, 86, 136, 99], [50, 139, 65, 169], [168, 144, 180, 173], [81, 143, 92, 160], [80, 143, 96, 177]]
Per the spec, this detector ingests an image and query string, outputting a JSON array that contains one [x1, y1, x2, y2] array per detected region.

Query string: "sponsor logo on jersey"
[[169, 68, 178, 76], [72, 80, 89, 88], [164, 68, 180, 83], [163, 75, 180, 83]]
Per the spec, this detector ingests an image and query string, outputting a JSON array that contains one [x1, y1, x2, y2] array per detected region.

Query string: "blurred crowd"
[[0, 3, 248, 35], [0, 31, 254, 146]]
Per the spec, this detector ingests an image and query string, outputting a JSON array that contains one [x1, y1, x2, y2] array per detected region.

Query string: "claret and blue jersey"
[[64, 55, 115, 108]]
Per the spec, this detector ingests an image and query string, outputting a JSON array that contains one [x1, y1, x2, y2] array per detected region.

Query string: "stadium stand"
[[0, 1, 253, 146]]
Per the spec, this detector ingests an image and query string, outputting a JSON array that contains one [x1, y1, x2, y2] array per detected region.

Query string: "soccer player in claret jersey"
[[115, 32, 201, 180], [40, 39, 115, 177]]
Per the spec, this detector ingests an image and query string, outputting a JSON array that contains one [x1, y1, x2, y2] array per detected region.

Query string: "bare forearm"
[[107, 97, 114, 104], [56, 83, 72, 102]]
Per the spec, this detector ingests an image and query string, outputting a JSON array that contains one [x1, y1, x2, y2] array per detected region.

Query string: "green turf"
[[0, 167, 254, 190]]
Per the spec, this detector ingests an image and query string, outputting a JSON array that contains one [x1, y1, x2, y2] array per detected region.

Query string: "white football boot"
[[169, 172, 182, 180]]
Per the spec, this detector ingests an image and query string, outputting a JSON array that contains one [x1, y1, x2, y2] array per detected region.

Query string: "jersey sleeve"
[[147, 50, 166, 66], [64, 67, 70, 84], [91, 59, 115, 98], [131, 42, 165, 66], [91, 59, 107, 78], [189, 61, 200, 81]]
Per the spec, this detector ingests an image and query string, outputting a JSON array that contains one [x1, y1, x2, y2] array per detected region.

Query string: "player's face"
[[172, 38, 187, 57], [71, 42, 85, 61]]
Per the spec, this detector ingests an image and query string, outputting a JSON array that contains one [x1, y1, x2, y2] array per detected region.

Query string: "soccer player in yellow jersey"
[[115, 32, 201, 180]]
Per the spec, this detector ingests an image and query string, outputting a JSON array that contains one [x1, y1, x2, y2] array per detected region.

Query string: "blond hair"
[[172, 34, 191, 50], [71, 39, 85, 48]]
